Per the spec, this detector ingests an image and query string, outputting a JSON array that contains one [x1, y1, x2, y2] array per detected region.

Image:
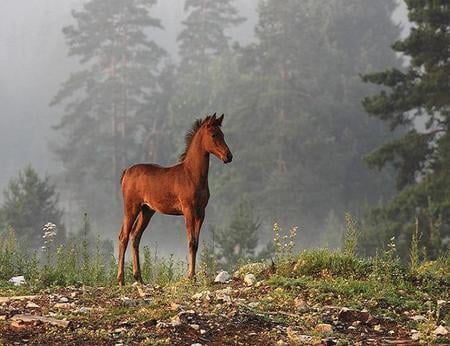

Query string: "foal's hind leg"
[[130, 207, 155, 284], [117, 204, 140, 286]]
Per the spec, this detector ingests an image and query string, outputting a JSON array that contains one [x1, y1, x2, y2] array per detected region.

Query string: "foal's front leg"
[[184, 208, 205, 279]]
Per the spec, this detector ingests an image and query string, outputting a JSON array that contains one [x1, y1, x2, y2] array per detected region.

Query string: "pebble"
[[190, 324, 200, 330], [243, 273, 257, 286], [9, 276, 25, 286], [214, 271, 231, 283], [171, 316, 182, 327], [26, 302, 40, 309], [433, 325, 449, 336], [315, 323, 333, 333], [411, 315, 426, 321]]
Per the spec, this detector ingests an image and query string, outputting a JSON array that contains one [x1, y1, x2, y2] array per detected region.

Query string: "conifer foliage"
[[51, 0, 166, 223], [362, 1, 450, 257], [0, 166, 66, 250]]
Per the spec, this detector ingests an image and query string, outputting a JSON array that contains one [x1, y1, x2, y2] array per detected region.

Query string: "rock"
[[120, 297, 148, 307], [191, 344, 202, 346], [26, 302, 40, 309], [243, 274, 257, 286], [10, 314, 71, 329], [287, 327, 314, 343], [373, 325, 382, 332], [411, 315, 426, 321], [171, 315, 182, 327], [200, 329, 206, 335], [338, 307, 373, 324], [192, 292, 203, 300], [0, 295, 39, 304], [437, 299, 446, 306], [9, 276, 25, 286], [294, 297, 308, 311], [54, 302, 75, 309], [190, 324, 200, 330], [322, 337, 338, 346], [77, 307, 91, 314], [59, 297, 69, 303], [433, 325, 449, 336], [215, 287, 232, 303], [276, 341, 288, 346], [156, 321, 169, 329], [411, 330, 420, 341], [192, 291, 211, 301], [315, 323, 333, 333], [214, 271, 231, 283]]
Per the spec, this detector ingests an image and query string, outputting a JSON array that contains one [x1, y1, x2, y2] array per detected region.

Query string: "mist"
[[0, 0, 410, 257]]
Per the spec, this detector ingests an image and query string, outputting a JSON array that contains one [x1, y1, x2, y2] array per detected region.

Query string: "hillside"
[[0, 249, 449, 345]]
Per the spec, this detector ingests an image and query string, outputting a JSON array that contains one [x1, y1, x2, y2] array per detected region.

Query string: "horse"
[[117, 113, 233, 286]]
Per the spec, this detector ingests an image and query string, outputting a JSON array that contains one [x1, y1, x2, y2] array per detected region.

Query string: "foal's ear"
[[216, 114, 224, 126]]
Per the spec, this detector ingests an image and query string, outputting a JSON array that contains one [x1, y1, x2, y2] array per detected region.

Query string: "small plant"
[[42, 222, 57, 266], [199, 239, 219, 277], [409, 216, 422, 272], [342, 213, 358, 256], [273, 223, 297, 261]]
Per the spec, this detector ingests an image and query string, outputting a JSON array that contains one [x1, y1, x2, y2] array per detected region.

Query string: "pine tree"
[[51, 0, 167, 225], [361, 0, 450, 258], [170, 0, 244, 151], [0, 166, 66, 250], [209, 0, 402, 243], [214, 200, 260, 270]]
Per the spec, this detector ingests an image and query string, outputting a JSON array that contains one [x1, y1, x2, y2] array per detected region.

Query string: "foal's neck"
[[183, 132, 210, 186]]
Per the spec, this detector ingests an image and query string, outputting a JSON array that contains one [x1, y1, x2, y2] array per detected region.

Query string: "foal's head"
[[202, 113, 233, 163], [180, 113, 233, 164]]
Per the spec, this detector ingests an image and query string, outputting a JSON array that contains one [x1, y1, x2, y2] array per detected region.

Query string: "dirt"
[[0, 282, 437, 345]]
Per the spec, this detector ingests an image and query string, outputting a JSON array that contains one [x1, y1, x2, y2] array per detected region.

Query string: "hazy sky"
[[0, 0, 407, 194]]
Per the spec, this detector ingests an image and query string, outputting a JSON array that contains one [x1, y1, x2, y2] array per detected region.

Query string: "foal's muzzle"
[[224, 152, 233, 164]]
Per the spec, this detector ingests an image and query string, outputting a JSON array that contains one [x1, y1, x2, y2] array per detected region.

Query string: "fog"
[[0, 0, 409, 256]]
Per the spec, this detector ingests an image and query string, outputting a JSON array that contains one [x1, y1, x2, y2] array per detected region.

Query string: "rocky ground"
[[1, 269, 448, 346]]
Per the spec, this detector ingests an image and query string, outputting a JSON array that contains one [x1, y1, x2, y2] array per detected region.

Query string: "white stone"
[[191, 344, 203, 346], [26, 302, 40, 308], [243, 273, 257, 286], [433, 325, 449, 336], [171, 315, 182, 327], [373, 325, 382, 332], [9, 276, 25, 286], [190, 324, 200, 330], [59, 297, 69, 303], [214, 271, 231, 283], [411, 332, 420, 341], [411, 315, 426, 321]]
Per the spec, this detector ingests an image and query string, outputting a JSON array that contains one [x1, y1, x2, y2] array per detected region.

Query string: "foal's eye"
[[212, 133, 218, 138]]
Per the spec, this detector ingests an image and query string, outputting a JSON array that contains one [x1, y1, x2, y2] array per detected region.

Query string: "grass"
[[0, 216, 449, 344]]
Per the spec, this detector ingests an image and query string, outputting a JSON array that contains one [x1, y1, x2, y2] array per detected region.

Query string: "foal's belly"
[[143, 195, 183, 216]]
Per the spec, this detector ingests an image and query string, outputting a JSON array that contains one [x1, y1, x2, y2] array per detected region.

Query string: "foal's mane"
[[178, 115, 219, 162]]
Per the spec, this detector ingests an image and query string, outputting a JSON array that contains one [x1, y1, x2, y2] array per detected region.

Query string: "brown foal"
[[117, 113, 233, 286]]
